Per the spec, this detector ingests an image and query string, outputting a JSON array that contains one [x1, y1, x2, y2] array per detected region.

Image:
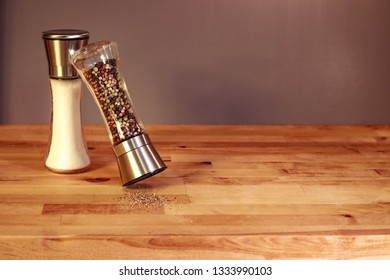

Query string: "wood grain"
[[0, 124, 390, 259]]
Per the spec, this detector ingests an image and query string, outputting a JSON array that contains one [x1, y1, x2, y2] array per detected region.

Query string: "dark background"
[[1, 0, 389, 125]]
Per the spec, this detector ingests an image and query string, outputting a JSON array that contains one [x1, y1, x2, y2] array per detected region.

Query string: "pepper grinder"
[[42, 29, 90, 173], [71, 40, 166, 185]]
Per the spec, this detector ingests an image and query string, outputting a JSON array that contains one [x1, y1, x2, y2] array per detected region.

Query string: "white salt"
[[45, 78, 90, 173]]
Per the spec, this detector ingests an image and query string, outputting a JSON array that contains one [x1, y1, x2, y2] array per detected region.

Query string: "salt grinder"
[[42, 29, 90, 173], [71, 41, 166, 185]]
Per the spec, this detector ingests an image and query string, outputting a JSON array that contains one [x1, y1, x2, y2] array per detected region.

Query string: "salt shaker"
[[42, 29, 90, 173], [71, 41, 166, 185]]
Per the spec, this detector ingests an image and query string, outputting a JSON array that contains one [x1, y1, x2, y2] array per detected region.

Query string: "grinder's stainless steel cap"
[[43, 29, 89, 79], [113, 134, 167, 186]]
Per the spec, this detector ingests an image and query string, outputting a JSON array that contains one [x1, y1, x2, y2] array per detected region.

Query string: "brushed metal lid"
[[42, 29, 89, 79], [42, 29, 89, 40]]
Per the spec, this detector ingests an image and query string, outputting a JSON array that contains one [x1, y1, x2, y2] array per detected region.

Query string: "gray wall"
[[1, 0, 390, 125]]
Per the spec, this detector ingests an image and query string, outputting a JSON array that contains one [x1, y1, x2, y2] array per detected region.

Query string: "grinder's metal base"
[[113, 134, 167, 186]]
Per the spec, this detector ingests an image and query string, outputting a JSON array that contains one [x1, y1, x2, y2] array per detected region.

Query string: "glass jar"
[[43, 29, 90, 173], [71, 41, 166, 185]]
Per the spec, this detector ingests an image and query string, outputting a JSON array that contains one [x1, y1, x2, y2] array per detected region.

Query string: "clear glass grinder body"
[[42, 29, 91, 173], [71, 41, 166, 186]]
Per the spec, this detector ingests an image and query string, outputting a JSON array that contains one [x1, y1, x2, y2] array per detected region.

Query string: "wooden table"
[[0, 124, 389, 259]]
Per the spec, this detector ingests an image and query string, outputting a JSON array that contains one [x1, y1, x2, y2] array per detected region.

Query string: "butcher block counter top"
[[0, 124, 390, 259]]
